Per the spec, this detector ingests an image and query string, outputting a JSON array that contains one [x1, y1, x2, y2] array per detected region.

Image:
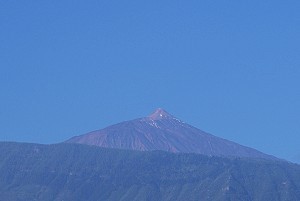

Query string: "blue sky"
[[1, 1, 300, 162]]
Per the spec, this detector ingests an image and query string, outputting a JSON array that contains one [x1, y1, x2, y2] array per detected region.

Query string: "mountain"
[[66, 108, 276, 160], [0, 142, 299, 201]]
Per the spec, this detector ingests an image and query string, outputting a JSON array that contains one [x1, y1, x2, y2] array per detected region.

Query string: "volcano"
[[66, 108, 276, 160]]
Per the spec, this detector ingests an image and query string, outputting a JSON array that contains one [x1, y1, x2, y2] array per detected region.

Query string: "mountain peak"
[[148, 108, 174, 120], [66, 108, 278, 160]]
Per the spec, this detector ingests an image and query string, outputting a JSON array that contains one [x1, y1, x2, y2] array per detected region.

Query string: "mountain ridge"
[[0, 142, 298, 201]]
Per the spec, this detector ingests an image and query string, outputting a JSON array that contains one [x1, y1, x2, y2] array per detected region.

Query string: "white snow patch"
[[148, 120, 160, 128]]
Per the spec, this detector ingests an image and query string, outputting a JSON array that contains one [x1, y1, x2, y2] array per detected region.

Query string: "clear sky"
[[1, 1, 300, 163]]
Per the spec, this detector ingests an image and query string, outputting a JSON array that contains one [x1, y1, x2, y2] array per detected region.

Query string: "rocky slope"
[[66, 108, 276, 160]]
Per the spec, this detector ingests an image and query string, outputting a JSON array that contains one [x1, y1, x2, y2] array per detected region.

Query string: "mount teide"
[[66, 108, 276, 160]]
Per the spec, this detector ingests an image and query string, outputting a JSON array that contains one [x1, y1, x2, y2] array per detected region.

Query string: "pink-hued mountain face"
[[65, 108, 277, 160]]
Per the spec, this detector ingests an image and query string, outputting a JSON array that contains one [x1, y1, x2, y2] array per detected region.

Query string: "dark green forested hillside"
[[0, 142, 299, 201]]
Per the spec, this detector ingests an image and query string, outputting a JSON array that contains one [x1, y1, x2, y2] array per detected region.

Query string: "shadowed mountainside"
[[0, 142, 299, 201]]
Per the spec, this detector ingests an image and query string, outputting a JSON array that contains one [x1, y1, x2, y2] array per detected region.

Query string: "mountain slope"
[[0, 142, 299, 201], [66, 108, 276, 160]]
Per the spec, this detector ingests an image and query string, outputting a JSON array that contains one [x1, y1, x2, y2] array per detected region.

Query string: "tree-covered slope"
[[0, 142, 299, 201]]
